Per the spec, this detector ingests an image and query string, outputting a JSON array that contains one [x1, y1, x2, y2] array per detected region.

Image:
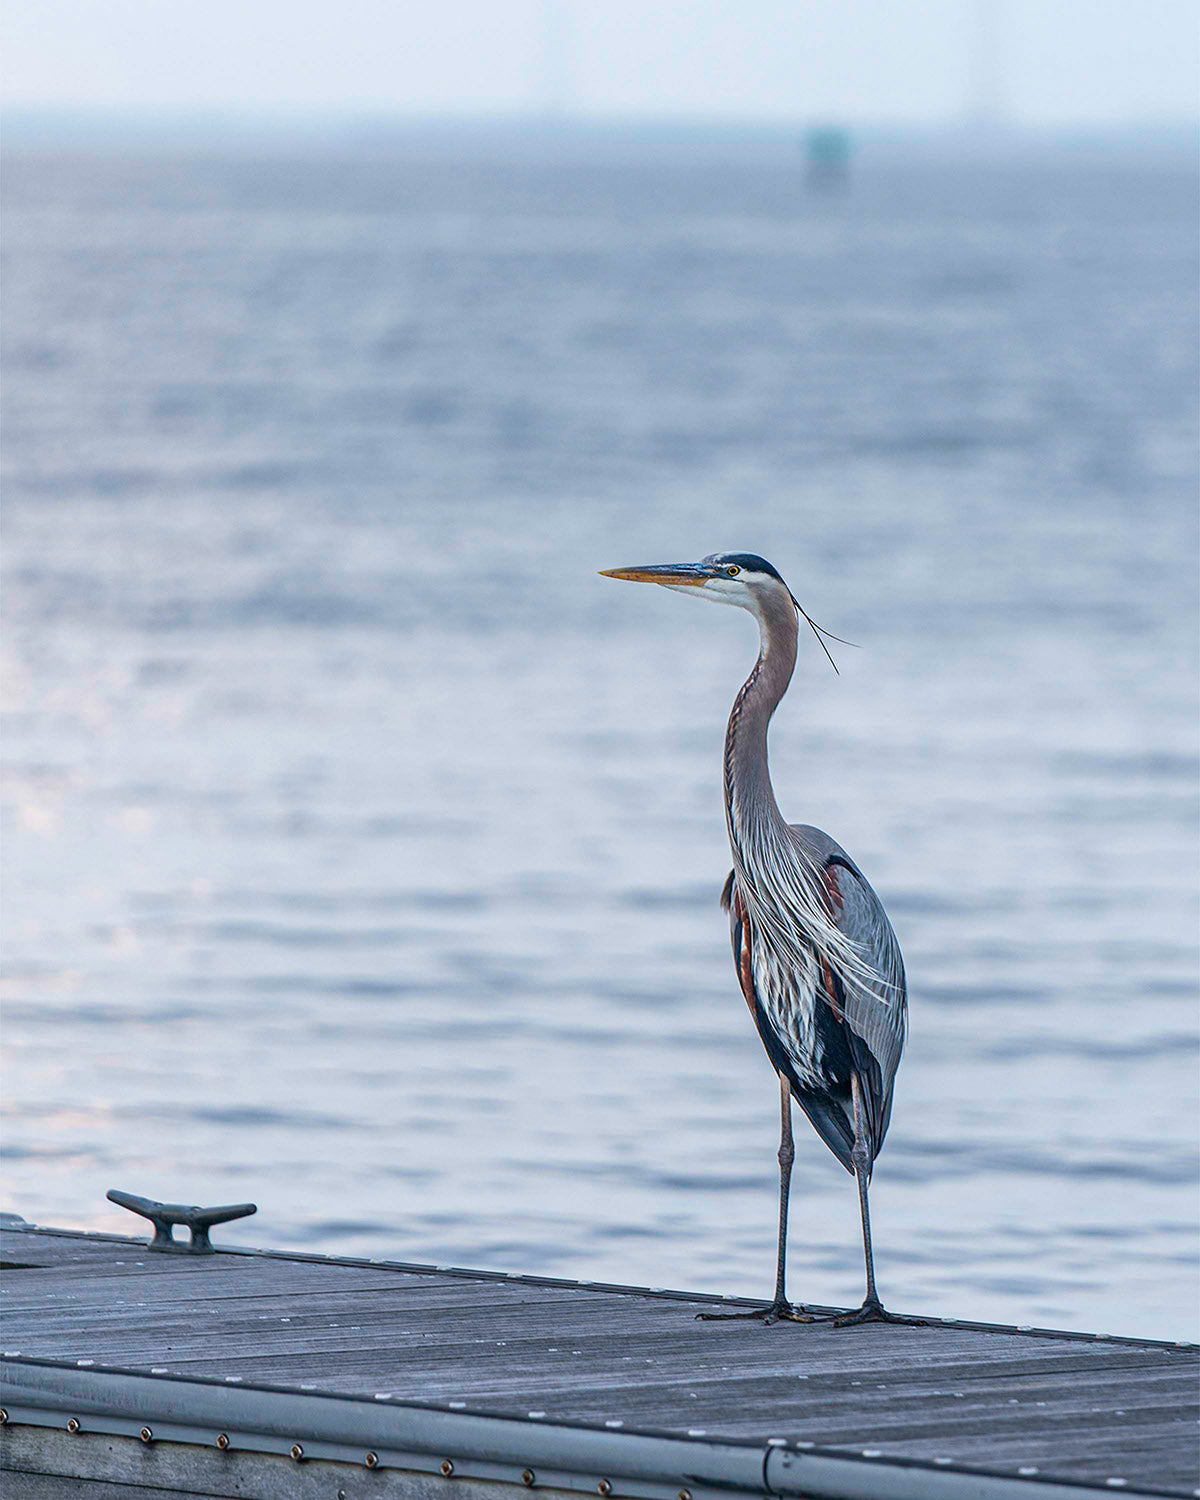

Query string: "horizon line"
[[3, 105, 1198, 135]]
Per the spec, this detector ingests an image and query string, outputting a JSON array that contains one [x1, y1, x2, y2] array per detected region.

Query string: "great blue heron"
[[600, 553, 908, 1327]]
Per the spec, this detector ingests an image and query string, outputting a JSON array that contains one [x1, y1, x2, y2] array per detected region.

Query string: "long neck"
[[723, 591, 798, 862]]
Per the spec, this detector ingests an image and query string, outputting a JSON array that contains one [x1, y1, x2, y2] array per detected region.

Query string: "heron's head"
[[600, 552, 851, 671], [599, 552, 793, 615]]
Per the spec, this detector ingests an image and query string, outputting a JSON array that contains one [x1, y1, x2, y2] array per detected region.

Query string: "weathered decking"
[[1, 1221, 1196, 1499]]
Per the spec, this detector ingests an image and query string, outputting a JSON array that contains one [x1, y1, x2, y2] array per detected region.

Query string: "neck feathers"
[[718, 587, 885, 1000], [723, 590, 798, 844]]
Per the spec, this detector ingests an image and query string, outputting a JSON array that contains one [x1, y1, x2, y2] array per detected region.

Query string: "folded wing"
[[721, 841, 907, 1173]]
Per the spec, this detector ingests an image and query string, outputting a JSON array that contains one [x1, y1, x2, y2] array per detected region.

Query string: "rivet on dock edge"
[[521, 1470, 536, 1486], [140, 1428, 153, 1444], [291, 1444, 305, 1461], [441, 1459, 455, 1476], [216, 1433, 230, 1451], [365, 1452, 379, 1469], [678, 1489, 692, 1500], [67, 1419, 81, 1434], [0, 1409, 7, 1425], [598, 1480, 613, 1496]]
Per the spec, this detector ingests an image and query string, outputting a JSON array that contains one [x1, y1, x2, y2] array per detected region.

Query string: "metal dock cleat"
[[106, 1189, 256, 1253]]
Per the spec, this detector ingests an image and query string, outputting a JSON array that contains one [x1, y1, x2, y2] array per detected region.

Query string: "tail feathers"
[[845, 1029, 890, 1166], [794, 1088, 856, 1174]]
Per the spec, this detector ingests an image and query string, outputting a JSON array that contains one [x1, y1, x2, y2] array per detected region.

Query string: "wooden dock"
[[1, 1219, 1196, 1499]]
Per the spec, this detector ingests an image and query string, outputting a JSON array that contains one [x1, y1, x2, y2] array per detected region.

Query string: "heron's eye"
[[726, 565, 740, 577]]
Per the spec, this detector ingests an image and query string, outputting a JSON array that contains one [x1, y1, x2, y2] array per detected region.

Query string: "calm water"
[[2, 133, 1197, 1341]]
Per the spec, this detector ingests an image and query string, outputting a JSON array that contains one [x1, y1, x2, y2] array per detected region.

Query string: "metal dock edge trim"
[[0, 1359, 1176, 1500], [3, 1223, 1193, 1352]]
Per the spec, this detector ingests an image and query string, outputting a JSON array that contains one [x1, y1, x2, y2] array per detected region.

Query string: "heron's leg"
[[853, 1069, 879, 1306], [770, 1072, 801, 1313], [833, 1072, 919, 1329], [698, 1074, 812, 1324]]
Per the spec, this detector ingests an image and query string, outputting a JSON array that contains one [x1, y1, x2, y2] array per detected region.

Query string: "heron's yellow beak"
[[599, 563, 712, 586]]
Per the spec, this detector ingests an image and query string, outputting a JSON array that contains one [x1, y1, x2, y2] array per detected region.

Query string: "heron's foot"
[[832, 1297, 925, 1328], [698, 1299, 814, 1325]]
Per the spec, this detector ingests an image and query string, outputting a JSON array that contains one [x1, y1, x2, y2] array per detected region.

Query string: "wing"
[[726, 832, 908, 1171], [818, 850, 908, 1163], [721, 868, 860, 1171]]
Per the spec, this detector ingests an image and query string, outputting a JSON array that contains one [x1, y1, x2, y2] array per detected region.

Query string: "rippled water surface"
[[2, 134, 1197, 1341]]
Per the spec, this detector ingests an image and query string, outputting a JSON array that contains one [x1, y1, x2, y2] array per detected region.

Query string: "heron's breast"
[[749, 928, 828, 1089]]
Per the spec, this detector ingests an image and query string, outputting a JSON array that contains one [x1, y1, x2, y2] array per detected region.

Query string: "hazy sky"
[[3, 0, 1197, 125]]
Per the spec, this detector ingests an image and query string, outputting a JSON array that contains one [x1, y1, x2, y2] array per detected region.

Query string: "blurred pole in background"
[[536, 0, 575, 123], [967, 0, 1007, 131]]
